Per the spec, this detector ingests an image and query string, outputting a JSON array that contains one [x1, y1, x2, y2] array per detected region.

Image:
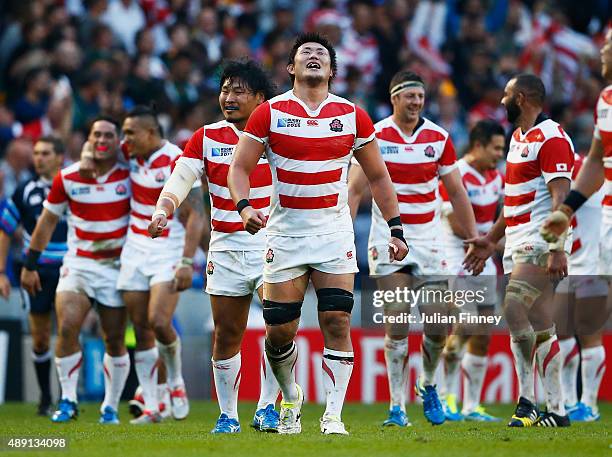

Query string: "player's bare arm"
[[441, 169, 479, 239], [347, 162, 369, 220], [20, 209, 60, 295], [173, 186, 206, 291], [546, 177, 571, 281], [149, 160, 199, 238], [353, 140, 408, 261], [0, 231, 11, 298], [541, 137, 605, 242], [227, 135, 267, 235]]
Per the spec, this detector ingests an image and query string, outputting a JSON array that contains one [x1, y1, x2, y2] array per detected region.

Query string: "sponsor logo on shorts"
[[346, 250, 353, 260], [424, 145, 435, 158], [306, 119, 319, 126], [329, 118, 343, 132], [380, 146, 399, 155], [370, 247, 379, 260], [115, 184, 128, 195], [265, 249, 274, 263], [70, 186, 91, 196], [211, 147, 234, 157], [207, 261, 214, 275], [155, 171, 165, 182], [277, 118, 301, 128]]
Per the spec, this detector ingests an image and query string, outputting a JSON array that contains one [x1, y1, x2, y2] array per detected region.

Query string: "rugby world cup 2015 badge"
[[207, 261, 214, 275], [329, 118, 343, 132], [265, 249, 274, 263]]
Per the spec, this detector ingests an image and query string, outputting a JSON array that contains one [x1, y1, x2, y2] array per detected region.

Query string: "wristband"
[[387, 216, 401, 229], [152, 209, 168, 220], [563, 190, 588, 214], [24, 249, 41, 271], [178, 257, 194, 268], [236, 199, 251, 214], [390, 228, 407, 246]]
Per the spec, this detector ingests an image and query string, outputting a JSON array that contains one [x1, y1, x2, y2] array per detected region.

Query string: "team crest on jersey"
[[370, 247, 379, 260], [207, 261, 214, 275], [277, 118, 301, 128], [424, 145, 435, 158], [346, 250, 353, 260], [115, 183, 128, 195], [329, 119, 343, 132], [306, 119, 319, 126], [265, 249, 274, 263], [155, 171, 165, 182], [520, 146, 529, 157]]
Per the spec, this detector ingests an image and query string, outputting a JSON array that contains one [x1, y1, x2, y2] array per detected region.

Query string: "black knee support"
[[262, 299, 302, 326], [316, 288, 354, 313]]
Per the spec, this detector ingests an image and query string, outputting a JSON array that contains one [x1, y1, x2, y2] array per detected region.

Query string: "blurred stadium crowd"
[[0, 0, 609, 227]]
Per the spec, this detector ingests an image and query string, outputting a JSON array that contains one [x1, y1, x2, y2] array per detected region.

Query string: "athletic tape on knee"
[[262, 300, 302, 326], [505, 279, 542, 309], [316, 288, 354, 313], [510, 326, 535, 343], [535, 326, 556, 344]]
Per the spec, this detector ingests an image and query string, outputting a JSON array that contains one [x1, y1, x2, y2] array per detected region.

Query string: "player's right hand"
[[148, 215, 168, 238], [463, 235, 495, 275], [388, 237, 409, 261], [240, 206, 266, 235], [79, 142, 97, 179], [0, 273, 11, 299], [20, 268, 41, 296], [540, 209, 570, 243]]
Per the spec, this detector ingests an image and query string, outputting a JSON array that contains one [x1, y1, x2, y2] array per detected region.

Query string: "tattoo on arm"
[[184, 187, 205, 216]]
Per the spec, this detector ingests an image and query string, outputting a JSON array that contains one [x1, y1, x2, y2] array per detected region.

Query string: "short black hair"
[[389, 70, 425, 93], [513, 73, 546, 106], [469, 120, 506, 149], [89, 115, 121, 135], [287, 32, 337, 86], [37, 135, 65, 155], [219, 59, 275, 100], [125, 105, 163, 137]]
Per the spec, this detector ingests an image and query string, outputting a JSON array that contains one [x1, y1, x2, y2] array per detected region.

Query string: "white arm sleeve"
[[160, 160, 199, 208]]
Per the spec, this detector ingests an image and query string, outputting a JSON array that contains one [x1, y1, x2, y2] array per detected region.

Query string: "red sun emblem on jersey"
[[329, 118, 343, 132], [207, 261, 214, 275], [346, 250, 353, 260], [115, 183, 127, 195], [370, 247, 379, 260], [265, 249, 275, 263], [424, 145, 435, 158], [155, 171, 165, 182]]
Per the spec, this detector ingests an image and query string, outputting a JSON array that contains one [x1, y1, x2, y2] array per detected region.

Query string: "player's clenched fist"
[[388, 237, 409, 261], [540, 208, 571, 243], [239, 206, 267, 235], [78, 141, 97, 179], [148, 213, 168, 238], [20, 268, 42, 296]]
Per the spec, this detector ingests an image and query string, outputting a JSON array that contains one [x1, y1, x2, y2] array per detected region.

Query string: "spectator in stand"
[[101, 0, 146, 56], [0, 138, 33, 200]]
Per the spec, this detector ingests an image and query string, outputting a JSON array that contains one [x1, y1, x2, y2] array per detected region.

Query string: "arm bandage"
[[158, 160, 199, 212]]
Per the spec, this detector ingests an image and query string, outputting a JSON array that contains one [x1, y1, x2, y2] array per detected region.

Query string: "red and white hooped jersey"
[[594, 84, 612, 226], [368, 116, 457, 248], [179, 120, 272, 251], [244, 90, 375, 236], [44, 161, 130, 262], [504, 118, 574, 248], [125, 141, 197, 251], [440, 158, 503, 250]]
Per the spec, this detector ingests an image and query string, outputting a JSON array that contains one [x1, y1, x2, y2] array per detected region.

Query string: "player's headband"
[[390, 81, 425, 97]]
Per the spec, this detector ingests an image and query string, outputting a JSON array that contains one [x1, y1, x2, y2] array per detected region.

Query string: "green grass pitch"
[[0, 402, 610, 457]]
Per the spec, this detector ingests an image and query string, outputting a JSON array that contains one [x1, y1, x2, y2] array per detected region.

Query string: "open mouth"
[[306, 62, 321, 69], [225, 105, 239, 111]]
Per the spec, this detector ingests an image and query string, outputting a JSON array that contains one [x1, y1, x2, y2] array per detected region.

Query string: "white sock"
[[265, 340, 298, 403], [384, 336, 408, 411], [535, 333, 565, 415], [56, 351, 82, 403], [157, 338, 184, 388], [212, 352, 241, 420], [101, 353, 130, 412], [461, 353, 487, 414], [322, 348, 354, 419], [581, 345, 606, 413], [558, 338, 579, 406], [420, 336, 445, 386], [510, 328, 536, 402], [442, 341, 466, 397], [256, 352, 280, 410], [158, 383, 170, 414], [134, 347, 160, 412]]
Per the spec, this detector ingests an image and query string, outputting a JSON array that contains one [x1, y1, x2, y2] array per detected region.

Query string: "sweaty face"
[[601, 30, 612, 81], [32, 141, 62, 177], [289, 42, 332, 86], [88, 120, 119, 161], [122, 117, 153, 158], [392, 87, 425, 124], [501, 79, 521, 125], [219, 78, 262, 125], [482, 134, 505, 170]]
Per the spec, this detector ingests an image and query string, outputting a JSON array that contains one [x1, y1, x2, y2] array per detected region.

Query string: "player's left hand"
[[547, 250, 568, 282], [173, 265, 193, 292], [148, 215, 168, 238], [388, 237, 408, 261], [462, 235, 494, 275]]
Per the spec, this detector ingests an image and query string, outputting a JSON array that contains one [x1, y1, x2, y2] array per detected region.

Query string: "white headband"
[[390, 81, 425, 97]]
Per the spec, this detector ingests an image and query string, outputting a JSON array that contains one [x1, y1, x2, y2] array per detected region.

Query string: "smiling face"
[[391, 86, 425, 124], [219, 77, 263, 125], [122, 116, 157, 158], [88, 120, 119, 161], [475, 134, 505, 170], [288, 42, 333, 87], [601, 29, 612, 81]]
